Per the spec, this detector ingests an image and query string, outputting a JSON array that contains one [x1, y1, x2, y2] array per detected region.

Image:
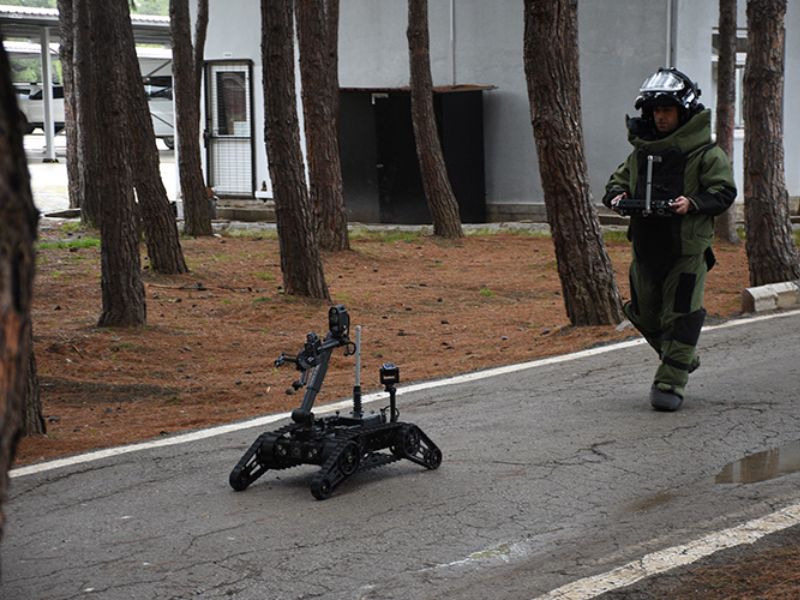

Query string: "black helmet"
[[634, 67, 701, 114]]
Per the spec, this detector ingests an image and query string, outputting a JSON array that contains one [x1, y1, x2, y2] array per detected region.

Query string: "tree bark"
[[261, 0, 330, 300], [743, 0, 800, 285], [0, 38, 40, 538], [72, 0, 101, 228], [170, 0, 212, 236], [714, 0, 740, 244], [296, 0, 350, 252], [115, 0, 188, 274], [23, 342, 45, 435], [57, 0, 82, 211], [193, 0, 208, 105], [81, 0, 146, 327], [407, 0, 463, 239], [523, 0, 624, 326]]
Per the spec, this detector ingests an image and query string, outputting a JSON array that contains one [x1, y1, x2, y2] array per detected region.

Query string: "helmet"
[[634, 67, 701, 114]]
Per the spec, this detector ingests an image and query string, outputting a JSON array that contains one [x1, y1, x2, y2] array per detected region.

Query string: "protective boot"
[[650, 384, 683, 412]]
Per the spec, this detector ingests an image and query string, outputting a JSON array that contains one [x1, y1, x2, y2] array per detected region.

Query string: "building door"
[[339, 89, 486, 224], [374, 93, 430, 224], [205, 61, 254, 197]]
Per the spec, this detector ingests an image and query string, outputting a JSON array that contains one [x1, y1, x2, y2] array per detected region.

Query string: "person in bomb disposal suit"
[[603, 67, 736, 412]]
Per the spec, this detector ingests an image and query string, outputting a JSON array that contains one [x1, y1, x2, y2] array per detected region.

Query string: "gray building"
[[198, 0, 800, 222]]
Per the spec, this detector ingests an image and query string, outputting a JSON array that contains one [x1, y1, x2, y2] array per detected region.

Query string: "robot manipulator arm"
[[275, 332, 323, 370]]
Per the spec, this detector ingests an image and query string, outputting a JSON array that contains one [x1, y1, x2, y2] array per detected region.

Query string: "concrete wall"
[[673, 0, 800, 206], [783, 0, 800, 198], [578, 0, 669, 209], [338, 0, 672, 219], [199, 0, 800, 220], [195, 1, 306, 198]]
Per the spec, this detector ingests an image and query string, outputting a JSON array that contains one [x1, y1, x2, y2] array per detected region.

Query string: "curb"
[[742, 280, 800, 313]]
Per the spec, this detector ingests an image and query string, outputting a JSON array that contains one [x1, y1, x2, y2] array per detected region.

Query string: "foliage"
[[130, 0, 170, 16], [8, 56, 62, 85], [9, 57, 41, 84], [0, 0, 57, 7]]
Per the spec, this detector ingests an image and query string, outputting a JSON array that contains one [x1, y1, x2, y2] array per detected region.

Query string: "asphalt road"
[[3, 311, 800, 600]]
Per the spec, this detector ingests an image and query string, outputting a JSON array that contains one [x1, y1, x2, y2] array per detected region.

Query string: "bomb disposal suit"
[[603, 68, 736, 410]]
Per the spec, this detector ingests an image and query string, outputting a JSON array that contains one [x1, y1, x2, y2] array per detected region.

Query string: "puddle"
[[715, 440, 800, 484], [630, 490, 674, 512]]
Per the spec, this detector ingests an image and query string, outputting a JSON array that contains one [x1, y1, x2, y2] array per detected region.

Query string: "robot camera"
[[328, 305, 350, 339], [380, 363, 400, 386]]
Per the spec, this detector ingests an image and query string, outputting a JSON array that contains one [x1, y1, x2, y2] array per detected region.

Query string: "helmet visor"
[[639, 71, 684, 93]]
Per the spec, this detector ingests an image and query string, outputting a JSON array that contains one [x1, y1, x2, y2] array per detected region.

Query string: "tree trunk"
[[193, 0, 208, 104], [82, 0, 146, 327], [714, 0, 740, 244], [296, 0, 350, 252], [23, 341, 45, 435], [170, 0, 212, 237], [115, 0, 188, 274], [261, 0, 330, 300], [743, 0, 800, 285], [57, 0, 82, 211], [407, 0, 463, 239], [0, 38, 40, 538], [72, 0, 101, 228], [523, 0, 624, 326]]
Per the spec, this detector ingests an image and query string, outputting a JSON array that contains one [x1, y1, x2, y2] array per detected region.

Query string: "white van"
[[17, 82, 65, 134], [18, 79, 175, 149]]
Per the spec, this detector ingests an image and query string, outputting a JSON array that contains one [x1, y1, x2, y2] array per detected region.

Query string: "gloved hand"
[[609, 191, 627, 212], [669, 196, 692, 215]]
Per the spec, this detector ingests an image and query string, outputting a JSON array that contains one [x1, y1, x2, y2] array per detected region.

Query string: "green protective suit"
[[603, 108, 736, 398]]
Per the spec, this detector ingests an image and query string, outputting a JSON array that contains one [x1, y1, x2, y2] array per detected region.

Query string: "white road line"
[[532, 503, 800, 599], [11, 308, 800, 479]]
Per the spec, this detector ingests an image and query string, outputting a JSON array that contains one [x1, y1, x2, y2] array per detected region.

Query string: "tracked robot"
[[229, 305, 442, 499]]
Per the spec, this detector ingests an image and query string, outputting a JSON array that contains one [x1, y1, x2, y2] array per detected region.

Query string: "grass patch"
[[479, 287, 495, 298], [252, 296, 271, 304], [222, 228, 279, 241], [333, 292, 353, 304], [253, 271, 275, 282], [465, 227, 551, 238], [60, 221, 85, 234], [603, 230, 629, 243], [38, 237, 100, 250], [350, 229, 423, 243], [109, 342, 141, 353]]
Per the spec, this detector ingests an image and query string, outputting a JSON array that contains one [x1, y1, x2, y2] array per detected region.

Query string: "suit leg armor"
[[653, 253, 709, 397]]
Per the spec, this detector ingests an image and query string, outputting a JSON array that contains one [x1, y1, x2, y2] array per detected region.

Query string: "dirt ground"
[[18, 221, 800, 597], [20, 222, 749, 465]]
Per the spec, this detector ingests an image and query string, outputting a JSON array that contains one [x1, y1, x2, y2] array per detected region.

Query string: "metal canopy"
[[0, 4, 171, 160], [0, 5, 171, 45], [340, 84, 497, 94]]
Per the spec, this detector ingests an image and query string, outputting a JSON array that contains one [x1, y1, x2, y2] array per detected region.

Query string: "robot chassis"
[[229, 305, 442, 500]]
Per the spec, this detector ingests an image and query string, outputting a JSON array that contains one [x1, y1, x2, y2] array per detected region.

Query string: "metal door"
[[205, 61, 254, 197]]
